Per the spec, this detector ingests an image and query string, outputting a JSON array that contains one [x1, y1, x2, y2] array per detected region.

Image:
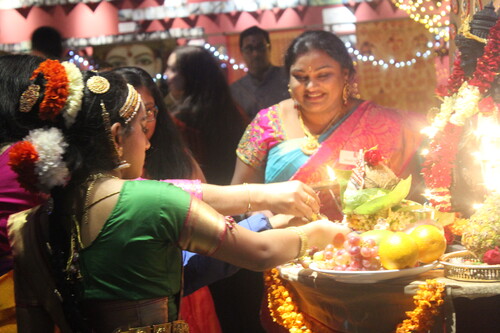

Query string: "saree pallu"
[[237, 101, 425, 221]]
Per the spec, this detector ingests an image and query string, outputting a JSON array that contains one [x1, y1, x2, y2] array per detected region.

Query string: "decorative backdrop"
[[356, 18, 438, 113]]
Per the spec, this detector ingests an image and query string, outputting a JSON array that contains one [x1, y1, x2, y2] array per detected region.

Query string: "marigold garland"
[[30, 59, 69, 121], [8, 141, 39, 193], [396, 279, 446, 332], [421, 123, 463, 211], [422, 17, 500, 212], [264, 268, 312, 333]]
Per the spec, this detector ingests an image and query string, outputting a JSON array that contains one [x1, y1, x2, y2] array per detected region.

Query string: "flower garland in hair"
[[61, 62, 84, 127], [9, 127, 69, 193], [264, 268, 313, 333], [396, 279, 445, 332], [422, 18, 500, 212], [29, 59, 69, 121]]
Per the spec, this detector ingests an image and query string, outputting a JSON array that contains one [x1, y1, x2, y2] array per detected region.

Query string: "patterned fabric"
[[237, 101, 425, 220], [236, 104, 286, 168], [0, 145, 44, 275]]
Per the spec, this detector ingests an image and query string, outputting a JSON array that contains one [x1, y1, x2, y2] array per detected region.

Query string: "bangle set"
[[243, 182, 252, 213], [289, 227, 308, 258]]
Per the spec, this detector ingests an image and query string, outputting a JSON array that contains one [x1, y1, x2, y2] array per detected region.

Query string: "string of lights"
[[392, 0, 451, 41], [204, 43, 248, 72]]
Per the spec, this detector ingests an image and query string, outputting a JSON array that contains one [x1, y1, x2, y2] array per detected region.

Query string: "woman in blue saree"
[[233, 31, 425, 222]]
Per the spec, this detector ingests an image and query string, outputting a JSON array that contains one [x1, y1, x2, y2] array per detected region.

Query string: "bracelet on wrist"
[[243, 182, 252, 214], [289, 227, 308, 258]]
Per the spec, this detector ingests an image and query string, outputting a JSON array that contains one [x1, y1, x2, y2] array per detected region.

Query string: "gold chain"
[[297, 110, 341, 155], [83, 173, 119, 224]]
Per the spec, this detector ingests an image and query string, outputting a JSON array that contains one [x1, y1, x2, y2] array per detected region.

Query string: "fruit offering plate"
[[309, 261, 438, 284]]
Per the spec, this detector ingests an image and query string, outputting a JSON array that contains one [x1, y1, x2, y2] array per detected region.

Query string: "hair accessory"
[[61, 62, 84, 127], [119, 84, 142, 124], [87, 75, 110, 94], [100, 100, 125, 170], [19, 84, 40, 113], [29, 59, 69, 121], [8, 127, 69, 193]]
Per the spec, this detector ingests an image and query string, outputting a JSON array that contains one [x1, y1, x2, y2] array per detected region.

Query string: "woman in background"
[[165, 45, 249, 185]]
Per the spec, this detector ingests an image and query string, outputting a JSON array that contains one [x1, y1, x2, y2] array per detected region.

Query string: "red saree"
[[291, 101, 425, 221]]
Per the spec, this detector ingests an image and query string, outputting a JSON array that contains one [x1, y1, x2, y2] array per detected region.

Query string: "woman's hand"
[[250, 180, 320, 219], [268, 214, 309, 229]]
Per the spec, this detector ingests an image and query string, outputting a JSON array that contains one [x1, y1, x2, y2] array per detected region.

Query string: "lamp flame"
[[326, 165, 336, 181]]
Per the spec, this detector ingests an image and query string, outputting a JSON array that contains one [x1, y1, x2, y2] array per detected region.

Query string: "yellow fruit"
[[379, 232, 419, 270], [409, 224, 446, 264], [360, 229, 392, 246]]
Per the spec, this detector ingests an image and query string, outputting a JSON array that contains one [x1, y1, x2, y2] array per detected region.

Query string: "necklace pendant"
[[301, 138, 320, 155]]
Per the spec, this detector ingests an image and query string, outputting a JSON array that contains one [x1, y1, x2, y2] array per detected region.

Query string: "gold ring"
[[305, 195, 311, 206]]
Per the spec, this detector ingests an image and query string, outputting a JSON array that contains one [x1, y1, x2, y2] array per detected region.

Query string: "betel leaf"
[[342, 188, 389, 214], [353, 175, 412, 215]]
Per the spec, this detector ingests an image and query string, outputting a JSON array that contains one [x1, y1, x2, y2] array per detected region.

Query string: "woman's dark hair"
[[284, 30, 355, 78], [112, 66, 194, 179], [49, 70, 131, 331], [63, 71, 130, 185], [172, 45, 249, 184], [0, 54, 50, 144]]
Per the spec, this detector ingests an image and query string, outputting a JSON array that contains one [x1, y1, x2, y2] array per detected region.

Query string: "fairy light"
[[204, 42, 248, 72], [392, 0, 450, 41], [347, 39, 434, 69], [66, 50, 96, 71]]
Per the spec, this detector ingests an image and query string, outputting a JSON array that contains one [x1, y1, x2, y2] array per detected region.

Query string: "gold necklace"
[[297, 111, 340, 155], [83, 173, 119, 224]]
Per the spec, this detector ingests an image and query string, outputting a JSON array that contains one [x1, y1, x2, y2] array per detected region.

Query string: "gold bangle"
[[289, 227, 308, 258], [243, 182, 252, 213]]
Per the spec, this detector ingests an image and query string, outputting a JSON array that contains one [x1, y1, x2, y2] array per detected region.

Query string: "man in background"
[[31, 26, 63, 59], [230, 26, 289, 119]]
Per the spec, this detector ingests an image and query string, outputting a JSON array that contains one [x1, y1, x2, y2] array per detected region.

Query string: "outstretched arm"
[[178, 197, 351, 272], [200, 181, 320, 219]]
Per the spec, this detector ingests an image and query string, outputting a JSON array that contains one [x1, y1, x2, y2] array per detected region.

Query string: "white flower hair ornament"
[[61, 61, 84, 127], [8, 127, 70, 193]]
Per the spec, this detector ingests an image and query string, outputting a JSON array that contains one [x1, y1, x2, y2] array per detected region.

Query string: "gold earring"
[[342, 83, 349, 105], [114, 146, 130, 170], [116, 160, 131, 170]]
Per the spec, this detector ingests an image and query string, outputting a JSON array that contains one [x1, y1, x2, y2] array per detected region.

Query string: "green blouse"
[[80, 180, 191, 319]]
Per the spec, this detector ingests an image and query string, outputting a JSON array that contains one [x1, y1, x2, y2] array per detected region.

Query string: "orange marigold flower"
[[30, 59, 69, 121], [8, 141, 39, 192]]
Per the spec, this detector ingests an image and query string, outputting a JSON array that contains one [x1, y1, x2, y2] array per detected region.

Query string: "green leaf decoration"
[[343, 188, 389, 214], [353, 175, 412, 215]]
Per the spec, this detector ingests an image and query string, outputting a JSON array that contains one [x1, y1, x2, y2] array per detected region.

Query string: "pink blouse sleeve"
[[136, 177, 203, 200], [236, 105, 285, 169]]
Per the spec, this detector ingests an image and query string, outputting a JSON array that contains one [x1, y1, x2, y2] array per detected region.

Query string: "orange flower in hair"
[[30, 59, 69, 121], [8, 141, 39, 193]]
